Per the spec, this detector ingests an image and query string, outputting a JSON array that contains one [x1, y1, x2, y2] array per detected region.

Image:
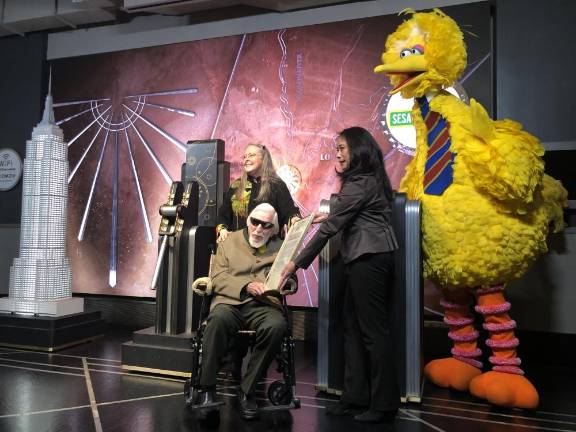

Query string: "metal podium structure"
[[316, 193, 423, 402], [181, 139, 229, 228], [121, 140, 228, 376], [150, 181, 208, 335]]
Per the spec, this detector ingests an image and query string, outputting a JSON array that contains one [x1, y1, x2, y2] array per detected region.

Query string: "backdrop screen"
[[53, 3, 491, 306]]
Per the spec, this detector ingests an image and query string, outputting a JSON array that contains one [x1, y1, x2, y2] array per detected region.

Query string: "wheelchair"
[[184, 270, 301, 418]]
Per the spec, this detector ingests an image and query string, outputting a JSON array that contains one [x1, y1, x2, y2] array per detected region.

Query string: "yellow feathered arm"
[[540, 174, 568, 233], [398, 137, 426, 199], [457, 99, 544, 213]]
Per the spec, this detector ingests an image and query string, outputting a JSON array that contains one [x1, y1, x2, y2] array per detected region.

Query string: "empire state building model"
[[0, 77, 83, 316]]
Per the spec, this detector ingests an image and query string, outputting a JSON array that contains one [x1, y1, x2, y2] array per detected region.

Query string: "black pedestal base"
[[0, 311, 104, 352], [121, 327, 195, 377]]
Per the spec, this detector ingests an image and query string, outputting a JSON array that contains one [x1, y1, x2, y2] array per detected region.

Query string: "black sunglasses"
[[249, 217, 275, 230]]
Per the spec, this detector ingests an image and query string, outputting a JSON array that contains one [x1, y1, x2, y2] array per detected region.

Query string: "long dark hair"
[[337, 127, 394, 201]]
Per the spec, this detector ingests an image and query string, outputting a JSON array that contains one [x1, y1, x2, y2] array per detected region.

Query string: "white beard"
[[248, 235, 268, 248]]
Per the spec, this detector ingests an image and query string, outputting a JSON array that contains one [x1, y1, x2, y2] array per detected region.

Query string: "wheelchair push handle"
[[191, 277, 213, 296], [190, 244, 216, 296]]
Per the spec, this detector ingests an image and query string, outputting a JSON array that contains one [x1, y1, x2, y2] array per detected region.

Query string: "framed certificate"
[[264, 214, 314, 292]]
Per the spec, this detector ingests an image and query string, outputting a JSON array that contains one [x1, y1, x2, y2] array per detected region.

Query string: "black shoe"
[[354, 409, 397, 423], [196, 390, 217, 406], [237, 389, 259, 420], [193, 390, 221, 420], [325, 401, 365, 416]]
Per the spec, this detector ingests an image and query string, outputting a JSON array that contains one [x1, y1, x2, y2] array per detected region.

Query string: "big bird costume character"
[[374, 9, 567, 409]]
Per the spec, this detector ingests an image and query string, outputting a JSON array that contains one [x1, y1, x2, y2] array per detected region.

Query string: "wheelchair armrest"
[[278, 277, 298, 296], [191, 276, 213, 296]]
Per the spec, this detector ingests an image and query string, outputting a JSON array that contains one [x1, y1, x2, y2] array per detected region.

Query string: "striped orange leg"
[[469, 285, 539, 409], [424, 290, 482, 391]]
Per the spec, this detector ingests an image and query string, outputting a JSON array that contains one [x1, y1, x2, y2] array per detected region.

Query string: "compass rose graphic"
[[55, 87, 197, 288]]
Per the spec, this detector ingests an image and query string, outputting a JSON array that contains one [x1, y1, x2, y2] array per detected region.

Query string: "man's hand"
[[279, 261, 297, 289], [217, 228, 230, 243], [289, 215, 301, 226], [246, 281, 267, 296]]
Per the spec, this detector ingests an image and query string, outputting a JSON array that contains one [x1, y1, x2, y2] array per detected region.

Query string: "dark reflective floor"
[[1, 326, 575, 432]]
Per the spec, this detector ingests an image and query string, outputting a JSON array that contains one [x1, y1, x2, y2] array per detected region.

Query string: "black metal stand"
[[121, 181, 215, 376], [316, 193, 423, 402]]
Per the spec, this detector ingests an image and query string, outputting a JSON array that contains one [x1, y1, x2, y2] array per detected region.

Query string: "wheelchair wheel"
[[267, 380, 293, 406]]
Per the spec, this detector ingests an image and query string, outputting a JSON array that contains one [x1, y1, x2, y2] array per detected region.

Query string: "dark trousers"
[[341, 252, 400, 411], [198, 300, 286, 395]]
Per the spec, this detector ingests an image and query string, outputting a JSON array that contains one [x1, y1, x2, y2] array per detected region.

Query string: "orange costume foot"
[[470, 286, 540, 409], [425, 357, 481, 391], [469, 371, 539, 409], [425, 292, 482, 391]]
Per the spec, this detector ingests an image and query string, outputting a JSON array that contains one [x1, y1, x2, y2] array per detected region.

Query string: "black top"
[[294, 174, 398, 268], [218, 176, 300, 232]]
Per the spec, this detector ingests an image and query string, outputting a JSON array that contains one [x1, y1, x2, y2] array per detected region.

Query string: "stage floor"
[[1, 326, 575, 432]]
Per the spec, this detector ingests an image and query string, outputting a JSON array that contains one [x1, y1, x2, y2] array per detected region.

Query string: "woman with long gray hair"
[[217, 143, 300, 243]]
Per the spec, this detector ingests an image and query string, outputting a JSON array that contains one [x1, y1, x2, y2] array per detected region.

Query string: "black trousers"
[[341, 251, 400, 411], [198, 300, 286, 395]]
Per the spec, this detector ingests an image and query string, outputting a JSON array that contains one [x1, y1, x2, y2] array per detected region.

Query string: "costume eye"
[[411, 45, 425, 55], [400, 48, 412, 59]]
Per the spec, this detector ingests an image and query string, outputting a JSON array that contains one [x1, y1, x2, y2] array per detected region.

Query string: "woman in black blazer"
[[282, 127, 399, 423]]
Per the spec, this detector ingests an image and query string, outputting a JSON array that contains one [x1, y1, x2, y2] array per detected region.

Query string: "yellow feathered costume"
[[375, 9, 567, 409]]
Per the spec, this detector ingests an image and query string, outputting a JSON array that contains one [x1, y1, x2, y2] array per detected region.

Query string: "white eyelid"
[[400, 48, 412, 58]]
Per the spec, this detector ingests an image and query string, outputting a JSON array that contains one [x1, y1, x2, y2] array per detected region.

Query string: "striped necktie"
[[417, 97, 454, 196]]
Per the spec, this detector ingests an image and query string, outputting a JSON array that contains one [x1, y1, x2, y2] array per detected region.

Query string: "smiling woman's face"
[[242, 145, 263, 177]]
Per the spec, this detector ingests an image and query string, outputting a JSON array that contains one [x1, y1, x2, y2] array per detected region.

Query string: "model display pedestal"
[[0, 310, 104, 352]]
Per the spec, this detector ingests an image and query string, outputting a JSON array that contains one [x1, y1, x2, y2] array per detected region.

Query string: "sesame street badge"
[[381, 82, 469, 156]]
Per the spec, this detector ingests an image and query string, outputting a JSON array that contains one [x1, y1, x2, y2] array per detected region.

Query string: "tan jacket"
[[210, 229, 283, 310]]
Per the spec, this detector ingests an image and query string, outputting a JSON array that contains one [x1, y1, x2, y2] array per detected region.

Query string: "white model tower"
[[0, 73, 83, 316]]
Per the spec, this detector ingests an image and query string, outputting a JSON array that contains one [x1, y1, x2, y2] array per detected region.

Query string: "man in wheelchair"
[[188, 203, 298, 420]]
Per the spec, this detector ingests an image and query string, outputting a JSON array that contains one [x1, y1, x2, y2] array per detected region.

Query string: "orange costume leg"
[[424, 290, 482, 391], [469, 285, 539, 409]]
